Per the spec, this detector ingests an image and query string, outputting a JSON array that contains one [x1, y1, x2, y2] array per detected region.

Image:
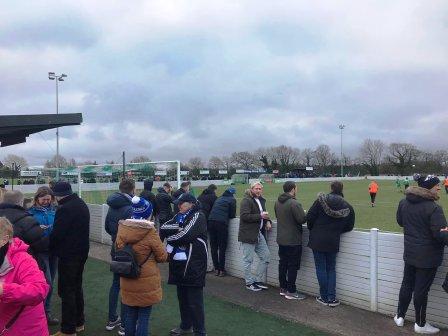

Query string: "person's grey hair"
[[3, 190, 25, 207], [250, 181, 263, 189], [0, 217, 13, 242]]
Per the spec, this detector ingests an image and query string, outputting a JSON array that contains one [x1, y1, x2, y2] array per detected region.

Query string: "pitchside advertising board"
[[20, 170, 41, 177]]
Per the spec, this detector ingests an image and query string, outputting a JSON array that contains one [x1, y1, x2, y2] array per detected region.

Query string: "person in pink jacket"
[[0, 216, 49, 336]]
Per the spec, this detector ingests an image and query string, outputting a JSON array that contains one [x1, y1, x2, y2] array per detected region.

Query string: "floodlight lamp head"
[[58, 77, 64, 81], [60, 74, 67, 78]]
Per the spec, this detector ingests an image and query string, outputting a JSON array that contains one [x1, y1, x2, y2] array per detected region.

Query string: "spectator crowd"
[[0, 173, 447, 335]]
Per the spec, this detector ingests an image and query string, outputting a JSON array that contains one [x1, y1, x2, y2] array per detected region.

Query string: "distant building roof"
[[0, 113, 82, 147]]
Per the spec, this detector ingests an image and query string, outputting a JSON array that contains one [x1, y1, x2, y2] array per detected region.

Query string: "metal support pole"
[[177, 160, 181, 189], [339, 124, 345, 177], [56, 79, 60, 180], [122, 151, 126, 179], [78, 169, 82, 198]]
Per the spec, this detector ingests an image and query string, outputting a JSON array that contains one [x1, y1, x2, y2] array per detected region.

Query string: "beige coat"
[[116, 219, 168, 307]]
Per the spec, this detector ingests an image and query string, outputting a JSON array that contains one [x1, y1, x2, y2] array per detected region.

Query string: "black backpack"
[[110, 244, 151, 279]]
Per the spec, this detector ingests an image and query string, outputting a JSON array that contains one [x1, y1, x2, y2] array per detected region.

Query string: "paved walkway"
[[89, 241, 448, 336]]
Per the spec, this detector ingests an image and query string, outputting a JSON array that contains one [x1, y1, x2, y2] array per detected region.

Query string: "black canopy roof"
[[0, 113, 82, 147]]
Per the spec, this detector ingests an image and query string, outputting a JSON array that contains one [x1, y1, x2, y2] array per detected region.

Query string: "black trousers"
[[397, 263, 437, 327], [58, 256, 87, 334], [370, 192, 376, 203], [278, 245, 302, 293], [177, 286, 206, 335], [208, 220, 228, 271]]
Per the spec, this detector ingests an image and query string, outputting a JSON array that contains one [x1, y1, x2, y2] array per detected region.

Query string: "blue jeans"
[[109, 272, 125, 322], [124, 305, 152, 336], [40, 252, 58, 314], [312, 251, 337, 302], [242, 233, 271, 285]]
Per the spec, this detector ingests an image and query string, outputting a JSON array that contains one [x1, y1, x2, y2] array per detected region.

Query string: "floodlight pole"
[[48, 72, 67, 180], [339, 124, 345, 177], [177, 160, 181, 189]]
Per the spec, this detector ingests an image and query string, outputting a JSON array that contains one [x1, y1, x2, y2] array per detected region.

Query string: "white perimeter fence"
[[87, 203, 448, 329]]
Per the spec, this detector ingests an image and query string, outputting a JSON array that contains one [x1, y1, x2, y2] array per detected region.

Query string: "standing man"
[[238, 181, 271, 292], [197, 184, 217, 220], [368, 180, 379, 207], [139, 178, 158, 217], [50, 181, 90, 336], [173, 181, 192, 214], [104, 178, 135, 335], [394, 174, 448, 334], [444, 176, 448, 195], [307, 181, 355, 307], [155, 182, 174, 225], [274, 181, 306, 300], [403, 177, 410, 191], [160, 193, 208, 336], [208, 186, 237, 276]]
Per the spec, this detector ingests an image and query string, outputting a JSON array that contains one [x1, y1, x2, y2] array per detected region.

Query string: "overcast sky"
[[1, 0, 447, 165]]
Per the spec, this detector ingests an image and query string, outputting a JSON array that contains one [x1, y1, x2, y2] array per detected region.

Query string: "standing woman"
[[306, 181, 355, 307], [28, 186, 59, 325], [0, 216, 49, 336], [116, 196, 168, 336], [394, 174, 448, 334]]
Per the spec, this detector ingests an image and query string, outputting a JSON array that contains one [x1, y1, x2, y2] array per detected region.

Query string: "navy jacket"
[[105, 192, 133, 242], [50, 193, 90, 260], [208, 190, 236, 225]]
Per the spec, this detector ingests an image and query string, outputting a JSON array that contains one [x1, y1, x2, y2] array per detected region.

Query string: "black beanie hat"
[[414, 174, 440, 190]]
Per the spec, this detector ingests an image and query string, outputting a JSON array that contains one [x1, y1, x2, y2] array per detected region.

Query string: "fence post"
[[370, 228, 379, 312], [101, 203, 109, 245]]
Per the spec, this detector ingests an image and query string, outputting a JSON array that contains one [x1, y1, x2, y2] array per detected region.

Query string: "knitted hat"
[[51, 181, 73, 197], [414, 174, 440, 190], [131, 196, 153, 219], [226, 187, 236, 194]]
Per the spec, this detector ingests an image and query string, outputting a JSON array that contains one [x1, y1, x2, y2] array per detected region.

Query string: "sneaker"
[[75, 325, 85, 332], [414, 322, 440, 334], [106, 317, 121, 331], [328, 299, 340, 307], [214, 270, 220, 276], [394, 315, 404, 327], [47, 314, 60, 326], [218, 270, 226, 277], [285, 291, 306, 300], [117, 326, 125, 336], [254, 282, 268, 290], [170, 327, 194, 335], [246, 283, 262, 292], [280, 288, 287, 296], [316, 296, 328, 306]]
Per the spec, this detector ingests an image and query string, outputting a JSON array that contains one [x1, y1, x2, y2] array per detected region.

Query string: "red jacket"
[[0, 238, 49, 336]]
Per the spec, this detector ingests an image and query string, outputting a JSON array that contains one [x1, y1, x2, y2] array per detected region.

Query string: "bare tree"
[[130, 155, 150, 163], [359, 139, 385, 175], [301, 148, 315, 167], [208, 156, 224, 169], [387, 143, 419, 175], [271, 145, 301, 173], [67, 158, 77, 167], [231, 151, 257, 170], [44, 155, 68, 169], [3, 154, 28, 169], [188, 157, 204, 169], [221, 156, 233, 170], [314, 144, 333, 173]]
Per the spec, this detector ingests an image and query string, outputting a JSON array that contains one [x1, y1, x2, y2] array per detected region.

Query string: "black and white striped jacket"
[[160, 206, 208, 287]]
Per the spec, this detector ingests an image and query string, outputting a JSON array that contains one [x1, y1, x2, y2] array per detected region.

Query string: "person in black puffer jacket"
[[160, 193, 208, 336], [0, 190, 48, 268], [156, 182, 174, 225], [306, 181, 355, 307], [394, 174, 448, 334], [208, 187, 236, 276], [104, 178, 135, 332], [197, 184, 217, 220], [140, 179, 158, 218]]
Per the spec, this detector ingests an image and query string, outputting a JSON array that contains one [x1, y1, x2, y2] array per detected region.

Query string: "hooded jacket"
[[28, 206, 56, 237], [238, 190, 269, 244], [306, 192, 355, 253], [274, 193, 306, 246], [155, 188, 174, 224], [197, 189, 217, 220], [0, 238, 49, 336], [208, 190, 237, 225], [116, 219, 168, 307], [397, 186, 448, 268], [160, 205, 208, 287], [105, 192, 133, 242], [0, 204, 49, 257]]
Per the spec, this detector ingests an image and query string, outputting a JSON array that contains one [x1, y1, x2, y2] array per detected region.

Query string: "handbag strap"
[[0, 306, 25, 336], [139, 251, 154, 267]]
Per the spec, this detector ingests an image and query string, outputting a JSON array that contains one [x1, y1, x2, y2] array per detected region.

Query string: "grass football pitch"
[[79, 180, 448, 233]]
